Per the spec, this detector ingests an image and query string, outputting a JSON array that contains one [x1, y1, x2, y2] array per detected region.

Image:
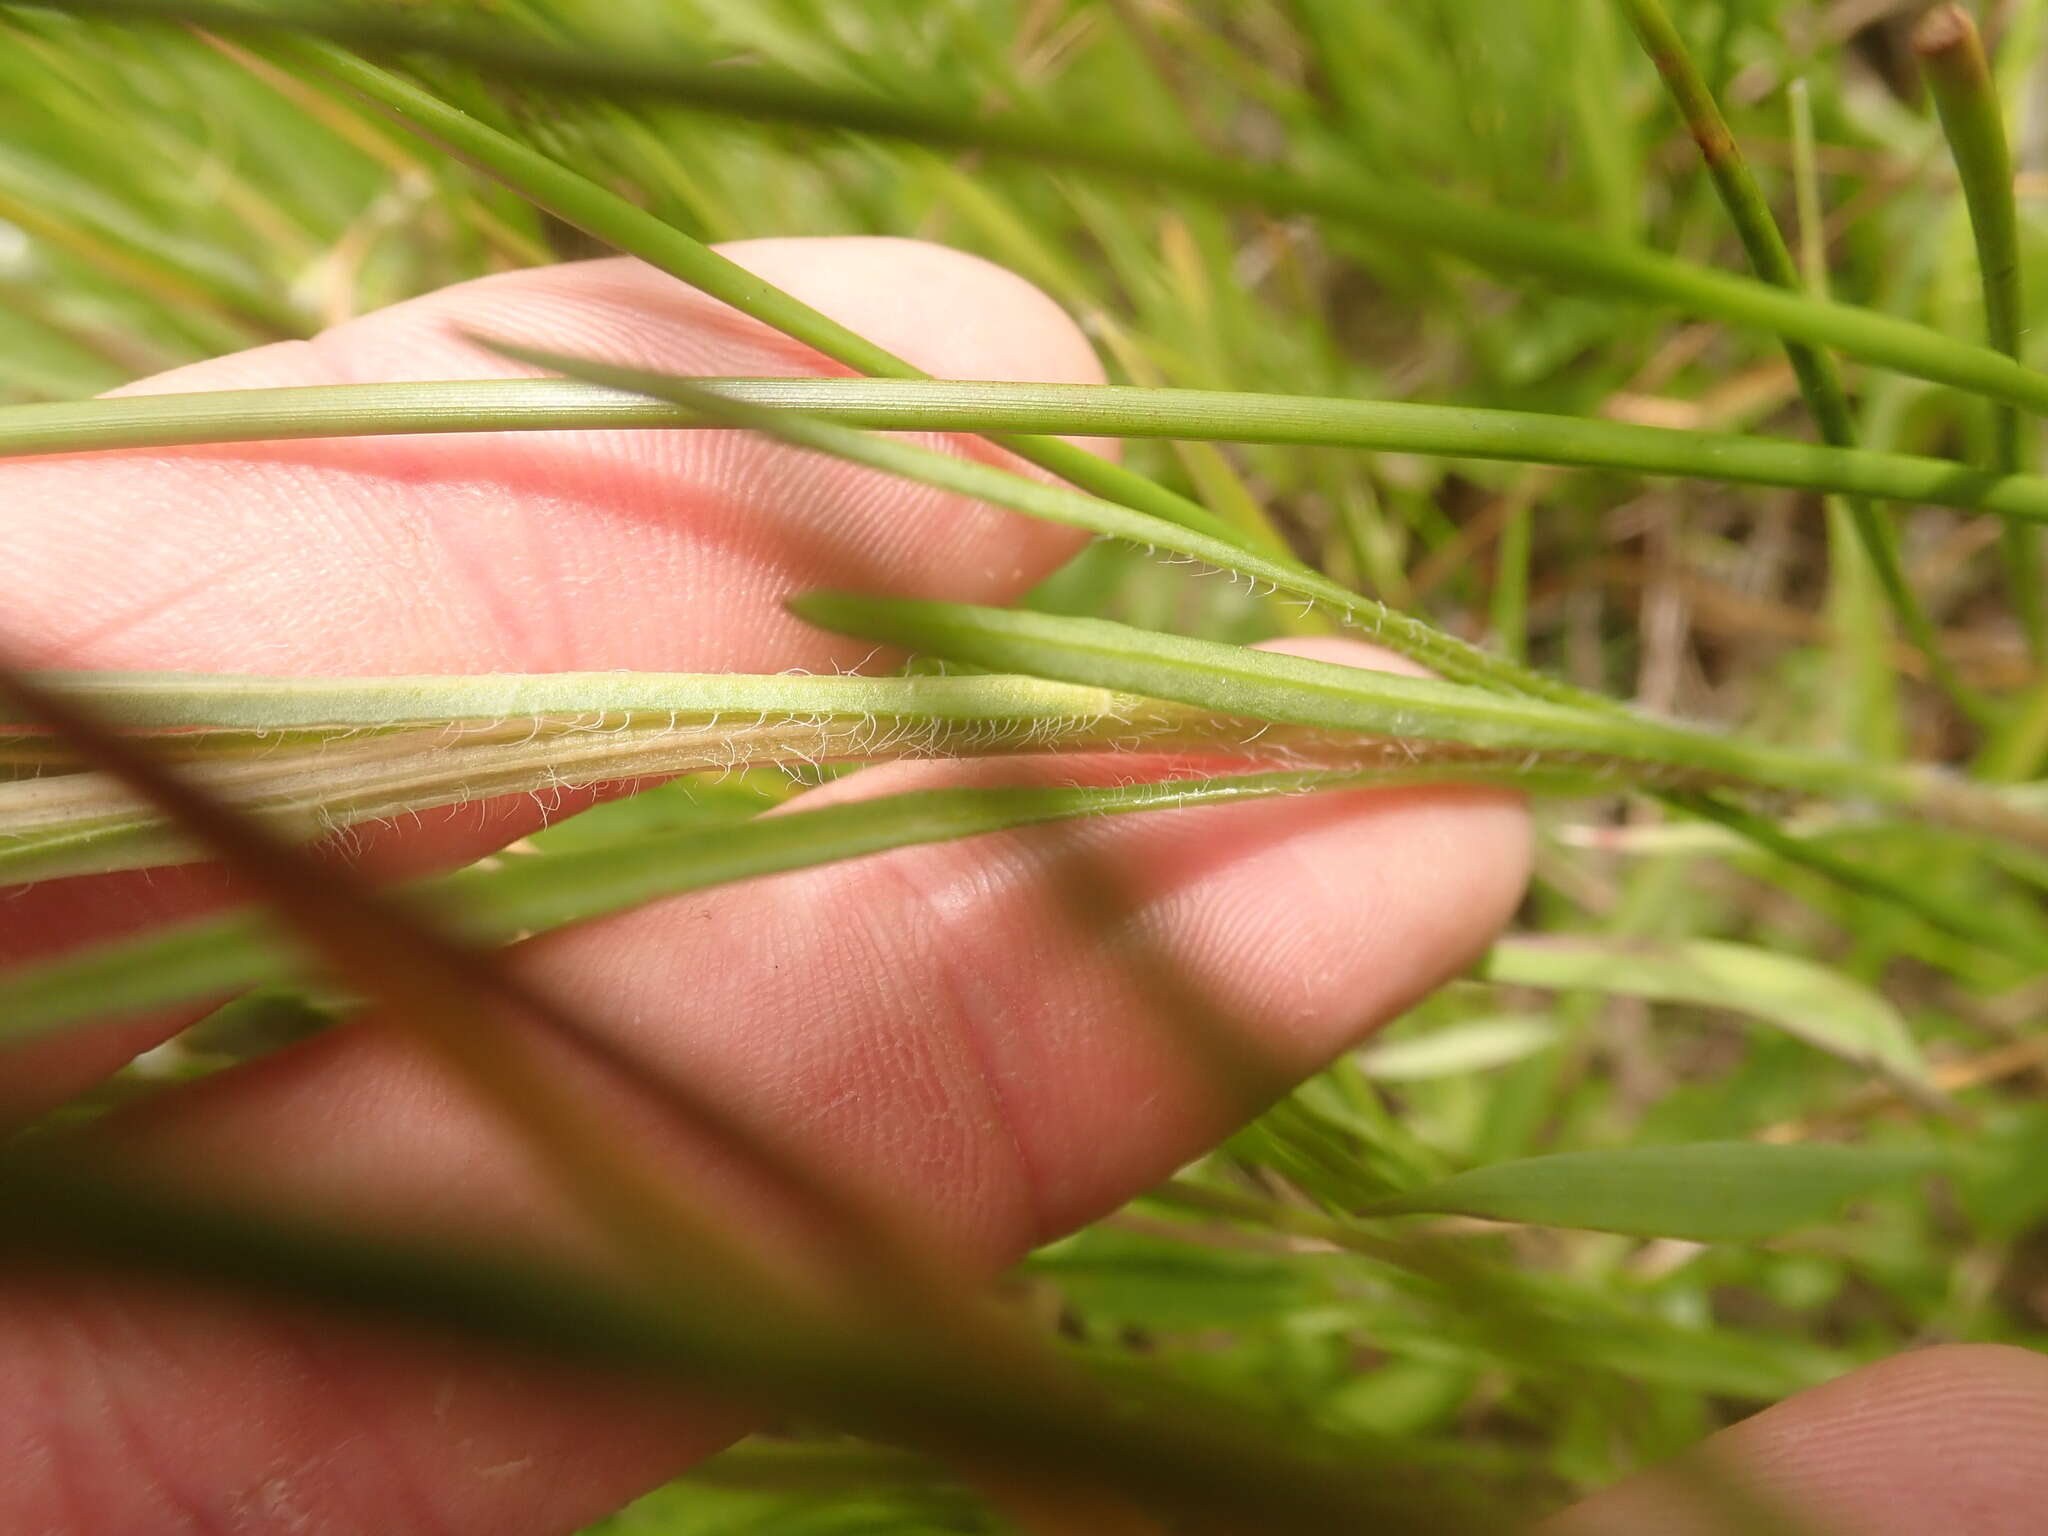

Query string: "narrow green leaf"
[[1356, 1017, 1561, 1082], [1480, 937, 1928, 1084], [1917, 4, 2042, 660], [1361, 1142, 1940, 1241]]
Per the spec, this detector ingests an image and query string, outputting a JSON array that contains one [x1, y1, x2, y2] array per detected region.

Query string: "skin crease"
[[0, 239, 2040, 1534]]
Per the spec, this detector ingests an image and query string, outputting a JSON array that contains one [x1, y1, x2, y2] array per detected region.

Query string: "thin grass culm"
[[1916, 3, 2042, 667], [22, 376, 2048, 535]]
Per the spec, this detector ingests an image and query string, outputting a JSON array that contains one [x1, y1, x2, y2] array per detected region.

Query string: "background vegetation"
[[4, 1, 2048, 1530]]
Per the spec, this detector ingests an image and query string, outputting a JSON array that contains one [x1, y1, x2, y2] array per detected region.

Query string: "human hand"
[[0, 240, 2037, 1535]]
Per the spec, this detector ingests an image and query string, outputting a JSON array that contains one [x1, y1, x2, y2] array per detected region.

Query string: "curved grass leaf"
[[1480, 936, 1929, 1085], [1356, 1017, 1561, 1082], [1359, 1142, 1940, 1242]]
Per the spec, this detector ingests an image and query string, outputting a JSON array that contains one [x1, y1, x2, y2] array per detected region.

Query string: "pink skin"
[[0, 239, 2037, 1533]]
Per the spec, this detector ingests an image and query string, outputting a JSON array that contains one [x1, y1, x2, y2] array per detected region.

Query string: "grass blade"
[[1360, 1142, 1940, 1242], [471, 341, 1572, 703], [1480, 936, 1929, 1086], [1355, 1017, 1561, 1082], [1917, 4, 2042, 663], [1664, 790, 2048, 970]]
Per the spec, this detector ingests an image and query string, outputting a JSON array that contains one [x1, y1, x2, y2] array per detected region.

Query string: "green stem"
[[1918, 4, 2043, 663], [19, 376, 2048, 534], [265, 38, 1237, 548], [0, 668, 1179, 730], [1618, 0, 1982, 721], [1, 671, 1414, 882], [1491, 499, 1533, 666]]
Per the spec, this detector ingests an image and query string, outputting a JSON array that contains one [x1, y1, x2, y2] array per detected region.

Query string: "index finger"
[[0, 237, 1109, 1111]]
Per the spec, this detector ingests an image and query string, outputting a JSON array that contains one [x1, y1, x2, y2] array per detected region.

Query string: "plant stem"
[[1618, 0, 1982, 722], [0, 668, 1198, 730], [0, 672, 1420, 882], [1917, 4, 2043, 662], [21, 376, 2048, 535]]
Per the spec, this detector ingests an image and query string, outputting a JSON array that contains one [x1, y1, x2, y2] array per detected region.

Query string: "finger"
[[1, 238, 1108, 1112], [1, 640, 1533, 1534], [1548, 1343, 2048, 1536]]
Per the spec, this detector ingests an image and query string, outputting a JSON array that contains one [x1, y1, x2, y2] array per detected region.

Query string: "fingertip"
[[1254, 633, 1439, 678], [1552, 1344, 2048, 1536], [714, 235, 1109, 392], [1250, 630, 1535, 945]]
